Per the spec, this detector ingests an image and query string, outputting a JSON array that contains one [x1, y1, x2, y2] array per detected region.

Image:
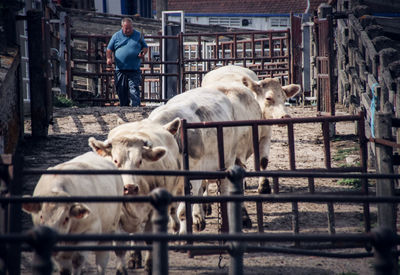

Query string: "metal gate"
[[65, 29, 292, 105], [313, 9, 335, 115]]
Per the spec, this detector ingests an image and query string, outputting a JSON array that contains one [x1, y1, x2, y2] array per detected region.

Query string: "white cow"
[[22, 152, 125, 275], [89, 87, 254, 233], [88, 118, 184, 272], [202, 65, 301, 193]]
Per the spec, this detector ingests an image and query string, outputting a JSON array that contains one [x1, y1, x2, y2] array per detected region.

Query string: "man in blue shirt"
[[107, 17, 148, 107]]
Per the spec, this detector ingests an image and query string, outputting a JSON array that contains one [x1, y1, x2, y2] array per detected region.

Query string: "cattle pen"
[[1, 0, 400, 274], [2, 106, 400, 274]]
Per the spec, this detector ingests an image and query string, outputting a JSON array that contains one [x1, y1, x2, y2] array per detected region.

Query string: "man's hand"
[[138, 51, 145, 58], [106, 57, 113, 66]]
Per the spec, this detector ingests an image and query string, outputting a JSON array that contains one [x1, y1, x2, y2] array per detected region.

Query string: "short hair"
[[121, 17, 133, 26]]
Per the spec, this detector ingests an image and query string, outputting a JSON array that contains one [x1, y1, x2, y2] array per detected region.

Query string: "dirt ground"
[[20, 104, 377, 274]]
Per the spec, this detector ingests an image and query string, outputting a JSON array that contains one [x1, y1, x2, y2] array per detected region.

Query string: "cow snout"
[[277, 114, 291, 127], [124, 184, 139, 195]]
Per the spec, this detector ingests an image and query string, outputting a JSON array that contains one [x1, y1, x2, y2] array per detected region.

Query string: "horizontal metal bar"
[[22, 168, 399, 180], [3, 194, 400, 204], [1, 232, 379, 244], [183, 114, 362, 128], [20, 244, 373, 259]]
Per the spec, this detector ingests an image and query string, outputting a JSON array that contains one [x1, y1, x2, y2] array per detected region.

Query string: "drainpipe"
[[305, 0, 310, 14]]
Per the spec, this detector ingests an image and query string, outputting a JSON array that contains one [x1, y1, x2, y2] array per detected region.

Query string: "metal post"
[[6, 152, 23, 275], [372, 227, 397, 275], [27, 9, 49, 137], [27, 226, 57, 275], [227, 165, 245, 275], [150, 188, 171, 275]]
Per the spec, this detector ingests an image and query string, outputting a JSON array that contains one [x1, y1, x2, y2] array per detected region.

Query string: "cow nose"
[[124, 184, 139, 195], [281, 114, 291, 119]]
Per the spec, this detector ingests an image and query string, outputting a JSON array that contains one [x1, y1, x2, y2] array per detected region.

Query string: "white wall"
[[171, 15, 291, 31], [94, 0, 122, 14]]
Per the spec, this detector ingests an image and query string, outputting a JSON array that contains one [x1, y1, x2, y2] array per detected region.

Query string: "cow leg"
[[127, 249, 142, 269], [177, 180, 206, 233], [220, 178, 253, 229], [242, 206, 252, 229], [71, 251, 89, 275], [94, 248, 109, 275], [192, 179, 206, 231], [202, 180, 212, 216], [114, 249, 128, 275], [258, 129, 272, 194], [169, 204, 180, 233]]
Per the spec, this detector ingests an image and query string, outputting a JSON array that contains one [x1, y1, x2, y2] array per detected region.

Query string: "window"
[[209, 17, 241, 27], [270, 17, 289, 27]]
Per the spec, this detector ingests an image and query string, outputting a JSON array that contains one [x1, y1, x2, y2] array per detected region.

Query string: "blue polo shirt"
[[107, 29, 148, 71]]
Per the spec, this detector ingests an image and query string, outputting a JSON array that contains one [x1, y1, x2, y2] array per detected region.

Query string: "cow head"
[[22, 187, 91, 234], [88, 118, 181, 195], [242, 76, 301, 119]]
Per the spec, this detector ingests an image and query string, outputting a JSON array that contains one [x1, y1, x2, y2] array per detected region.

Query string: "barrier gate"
[[67, 29, 292, 104]]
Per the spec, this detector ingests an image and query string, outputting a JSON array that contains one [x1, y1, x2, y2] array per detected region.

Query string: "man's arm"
[[138, 47, 148, 58], [106, 49, 113, 66]]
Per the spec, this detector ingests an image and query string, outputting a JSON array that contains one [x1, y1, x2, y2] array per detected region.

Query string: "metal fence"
[[1, 167, 400, 274]]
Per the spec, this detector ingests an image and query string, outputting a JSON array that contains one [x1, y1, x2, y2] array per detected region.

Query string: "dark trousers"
[[114, 70, 141, 107]]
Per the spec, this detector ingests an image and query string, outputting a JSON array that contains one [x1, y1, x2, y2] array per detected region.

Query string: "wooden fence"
[[334, 0, 400, 170]]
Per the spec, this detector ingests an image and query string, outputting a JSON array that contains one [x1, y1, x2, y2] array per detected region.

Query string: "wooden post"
[[375, 112, 395, 230], [27, 10, 50, 137]]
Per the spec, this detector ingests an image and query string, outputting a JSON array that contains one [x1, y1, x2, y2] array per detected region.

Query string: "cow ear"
[[70, 203, 90, 219], [142, 146, 166, 161], [22, 196, 41, 214], [242, 76, 262, 95], [88, 137, 112, 157], [163, 118, 181, 136], [282, 84, 301, 98], [117, 118, 126, 125]]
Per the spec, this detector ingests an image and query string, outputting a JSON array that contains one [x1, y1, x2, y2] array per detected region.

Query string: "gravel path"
[[20, 104, 376, 274]]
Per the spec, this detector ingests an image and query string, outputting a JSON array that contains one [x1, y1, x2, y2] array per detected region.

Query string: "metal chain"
[[216, 179, 225, 269]]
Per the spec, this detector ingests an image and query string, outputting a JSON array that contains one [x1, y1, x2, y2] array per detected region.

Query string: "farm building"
[[0, 0, 400, 274]]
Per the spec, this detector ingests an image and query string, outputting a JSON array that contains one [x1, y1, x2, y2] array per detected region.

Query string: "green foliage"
[[53, 95, 75, 107], [337, 178, 362, 189], [333, 147, 358, 161]]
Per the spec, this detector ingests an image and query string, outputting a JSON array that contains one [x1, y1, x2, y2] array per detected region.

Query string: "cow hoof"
[[116, 267, 128, 275], [242, 207, 252, 229], [243, 218, 252, 229], [258, 178, 271, 194], [204, 203, 212, 216], [144, 262, 152, 275], [194, 219, 206, 232], [128, 251, 142, 269]]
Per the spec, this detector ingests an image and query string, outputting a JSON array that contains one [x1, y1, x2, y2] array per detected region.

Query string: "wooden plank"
[[375, 112, 396, 231]]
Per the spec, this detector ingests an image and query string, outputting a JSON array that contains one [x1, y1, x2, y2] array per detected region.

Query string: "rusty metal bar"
[[272, 177, 279, 194], [292, 201, 300, 247], [327, 202, 336, 235], [287, 122, 296, 170], [322, 120, 332, 169], [308, 177, 315, 193], [180, 119, 193, 242], [217, 125, 229, 233]]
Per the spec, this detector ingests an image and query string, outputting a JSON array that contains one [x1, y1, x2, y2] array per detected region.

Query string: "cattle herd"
[[22, 65, 301, 274]]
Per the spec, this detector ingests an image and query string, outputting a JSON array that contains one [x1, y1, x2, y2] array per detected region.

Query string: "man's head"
[[121, 17, 134, 36]]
